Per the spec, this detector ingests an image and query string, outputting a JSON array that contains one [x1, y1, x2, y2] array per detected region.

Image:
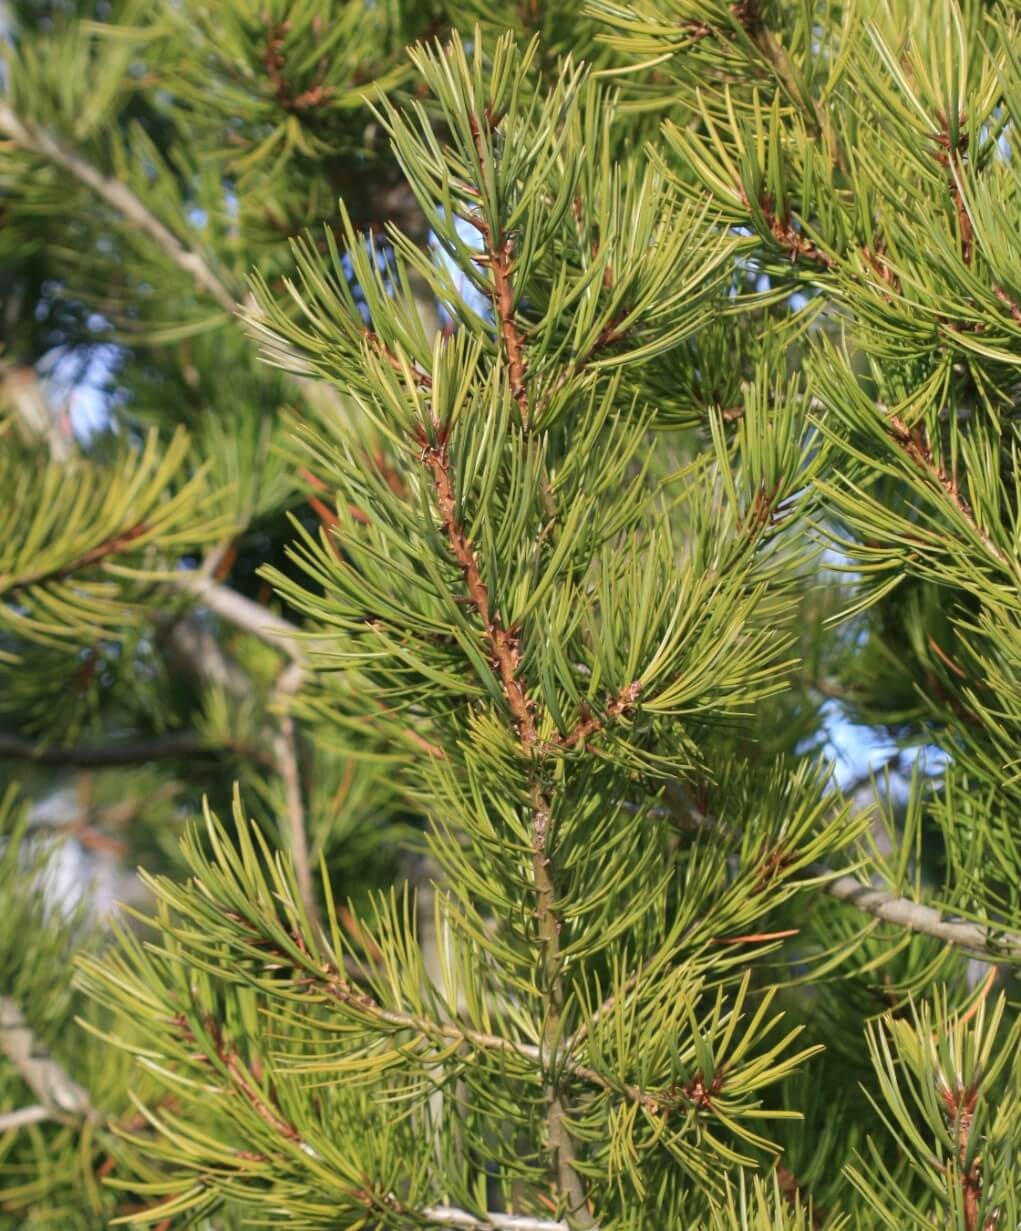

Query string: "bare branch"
[[660, 785, 1021, 958], [0, 1104, 59, 1132], [0, 103, 237, 314], [0, 731, 224, 768], [171, 573, 306, 662], [812, 864, 1021, 957], [420, 1207, 575, 1231], [270, 660, 317, 930], [0, 359, 72, 461], [0, 997, 94, 1120], [160, 612, 255, 697]]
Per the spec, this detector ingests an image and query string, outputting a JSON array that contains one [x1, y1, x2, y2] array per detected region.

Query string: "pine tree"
[[3, 2, 1021, 1228]]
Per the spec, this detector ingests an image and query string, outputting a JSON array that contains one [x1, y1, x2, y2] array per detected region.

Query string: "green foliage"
[[0, 427, 222, 650], [3, 2, 1021, 1229]]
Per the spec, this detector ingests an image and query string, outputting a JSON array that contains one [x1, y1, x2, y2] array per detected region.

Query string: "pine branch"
[[0, 1004, 573, 1231], [315, 941, 657, 1113], [530, 779, 594, 1228], [0, 105, 347, 427], [173, 1001, 597, 1229], [416, 431, 592, 1224], [365, 329, 434, 390], [0, 104, 238, 314], [936, 1076, 984, 1231], [931, 118, 973, 266], [884, 414, 1010, 568], [661, 790, 1021, 957], [740, 1, 841, 167], [3, 523, 150, 594], [0, 996, 94, 1121], [419, 437, 535, 743]]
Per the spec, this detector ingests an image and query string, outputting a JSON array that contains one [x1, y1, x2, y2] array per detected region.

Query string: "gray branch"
[[813, 864, 1021, 957], [271, 660, 316, 928], [171, 573, 306, 663], [0, 1104, 59, 1131], [0, 731, 216, 767], [662, 785, 1021, 959], [0, 997, 94, 1120], [0, 104, 348, 423], [421, 1207, 574, 1231], [0, 104, 237, 314]]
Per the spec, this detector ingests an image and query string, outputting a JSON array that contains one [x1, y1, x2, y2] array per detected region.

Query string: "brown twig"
[[465, 114, 530, 426], [775, 1162, 827, 1229], [262, 19, 333, 113], [885, 414, 1007, 566], [420, 436, 537, 744], [862, 239, 901, 295], [415, 428, 593, 1221], [936, 1076, 985, 1231], [554, 682, 642, 749], [364, 328, 433, 390], [993, 286, 1021, 324], [930, 115, 973, 266], [746, 190, 836, 270], [300, 469, 368, 564]]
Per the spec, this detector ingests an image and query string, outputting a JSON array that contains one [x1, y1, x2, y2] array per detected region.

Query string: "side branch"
[[364, 328, 434, 390], [0, 103, 237, 314], [421, 1208, 573, 1231], [661, 789, 1021, 958], [0, 1105, 57, 1132], [1, 522, 149, 596], [555, 682, 642, 749], [315, 965, 654, 1112]]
